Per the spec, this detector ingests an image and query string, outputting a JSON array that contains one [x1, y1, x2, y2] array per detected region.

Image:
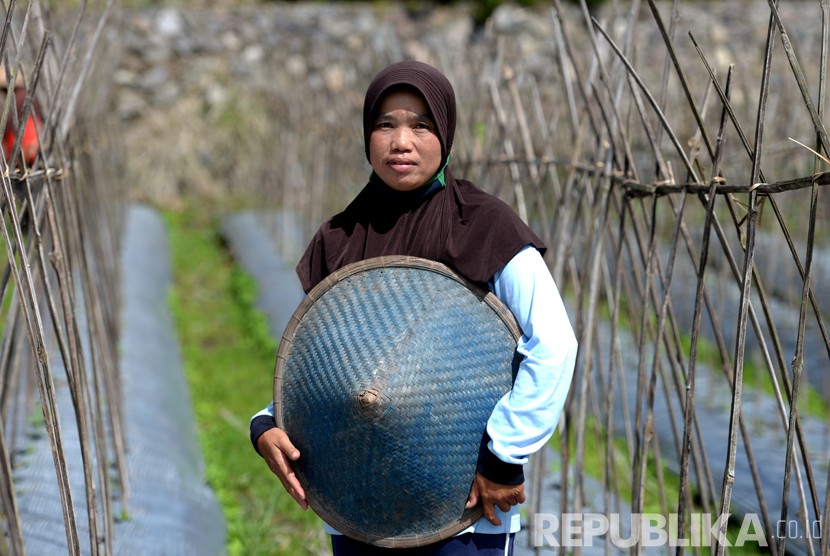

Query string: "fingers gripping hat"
[[363, 60, 457, 165]]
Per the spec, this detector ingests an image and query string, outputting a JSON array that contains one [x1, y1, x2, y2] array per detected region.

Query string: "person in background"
[[0, 65, 41, 170], [250, 60, 578, 556]]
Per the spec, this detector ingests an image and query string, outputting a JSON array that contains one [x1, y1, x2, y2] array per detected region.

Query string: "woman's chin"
[[385, 179, 424, 192]]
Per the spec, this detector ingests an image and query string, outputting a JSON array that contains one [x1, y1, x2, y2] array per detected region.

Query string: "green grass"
[[164, 205, 326, 556]]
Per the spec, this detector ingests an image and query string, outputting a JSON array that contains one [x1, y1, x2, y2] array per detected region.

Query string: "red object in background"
[[2, 86, 41, 166]]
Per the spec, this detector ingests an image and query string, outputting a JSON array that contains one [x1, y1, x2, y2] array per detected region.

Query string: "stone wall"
[[110, 1, 829, 203]]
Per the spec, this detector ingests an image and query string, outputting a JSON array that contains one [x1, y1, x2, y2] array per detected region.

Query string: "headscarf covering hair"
[[297, 61, 545, 294], [362, 60, 456, 166]]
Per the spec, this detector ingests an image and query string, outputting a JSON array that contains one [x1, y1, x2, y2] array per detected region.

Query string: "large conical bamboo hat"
[[274, 256, 522, 548]]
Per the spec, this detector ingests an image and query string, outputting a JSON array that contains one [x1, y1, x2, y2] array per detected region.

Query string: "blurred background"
[[0, 0, 827, 554]]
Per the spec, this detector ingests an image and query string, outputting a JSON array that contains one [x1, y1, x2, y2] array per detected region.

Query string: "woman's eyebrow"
[[376, 111, 433, 122]]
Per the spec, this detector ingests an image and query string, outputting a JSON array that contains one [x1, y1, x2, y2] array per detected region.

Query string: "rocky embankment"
[[110, 1, 814, 202]]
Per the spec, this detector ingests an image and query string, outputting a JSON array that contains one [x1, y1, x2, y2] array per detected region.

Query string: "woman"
[[250, 60, 578, 555]]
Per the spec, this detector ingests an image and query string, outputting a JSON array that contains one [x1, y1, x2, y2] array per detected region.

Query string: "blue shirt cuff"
[[250, 414, 276, 456], [476, 430, 524, 485]]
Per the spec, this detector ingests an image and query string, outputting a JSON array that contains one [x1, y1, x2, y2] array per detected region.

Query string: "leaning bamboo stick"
[[0, 162, 80, 556], [767, 0, 830, 161], [822, 465, 829, 556], [674, 63, 731, 552], [0, 418, 23, 555], [712, 2, 778, 552], [691, 33, 825, 522], [775, 3, 824, 547]]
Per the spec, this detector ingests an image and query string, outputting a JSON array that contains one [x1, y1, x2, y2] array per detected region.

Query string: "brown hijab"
[[296, 60, 545, 293], [362, 60, 456, 166]]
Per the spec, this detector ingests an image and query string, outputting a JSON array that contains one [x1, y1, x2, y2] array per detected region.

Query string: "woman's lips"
[[388, 159, 416, 172]]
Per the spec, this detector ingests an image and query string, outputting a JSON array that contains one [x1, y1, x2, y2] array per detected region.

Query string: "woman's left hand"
[[466, 472, 526, 526]]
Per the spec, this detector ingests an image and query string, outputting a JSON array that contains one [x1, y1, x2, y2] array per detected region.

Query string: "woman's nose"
[[390, 127, 412, 150]]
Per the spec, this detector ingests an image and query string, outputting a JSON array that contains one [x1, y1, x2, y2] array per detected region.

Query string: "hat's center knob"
[[357, 388, 380, 407]]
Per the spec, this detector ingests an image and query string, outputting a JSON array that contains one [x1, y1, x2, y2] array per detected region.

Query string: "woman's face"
[[369, 88, 442, 192]]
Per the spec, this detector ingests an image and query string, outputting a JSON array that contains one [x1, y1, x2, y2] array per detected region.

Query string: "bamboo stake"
[[615, 172, 830, 196], [690, 34, 830, 379], [0, 413, 23, 555], [0, 155, 80, 556], [40, 0, 89, 156], [820, 4, 830, 553], [488, 69, 529, 222], [712, 1, 779, 551], [551, 0, 606, 148], [823, 465, 829, 556], [602, 204, 628, 556], [550, 8, 579, 142], [505, 69, 552, 246], [60, 0, 114, 141], [571, 168, 614, 556], [29, 34, 105, 556], [674, 63, 731, 555], [691, 34, 825, 521], [646, 0, 715, 164], [591, 18, 702, 184], [781, 143, 821, 555], [767, 0, 830, 159], [774, 3, 824, 549]]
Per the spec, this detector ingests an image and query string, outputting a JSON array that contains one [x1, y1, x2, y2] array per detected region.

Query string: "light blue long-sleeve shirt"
[[253, 244, 578, 535], [461, 244, 577, 534]]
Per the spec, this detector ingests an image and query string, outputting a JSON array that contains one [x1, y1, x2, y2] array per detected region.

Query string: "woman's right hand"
[[256, 427, 308, 509]]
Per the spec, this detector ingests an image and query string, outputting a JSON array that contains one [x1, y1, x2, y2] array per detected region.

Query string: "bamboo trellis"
[[0, 1, 126, 555], [250, 1, 829, 554]]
